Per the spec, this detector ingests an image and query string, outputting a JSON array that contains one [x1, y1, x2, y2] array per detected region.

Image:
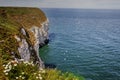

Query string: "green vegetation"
[[0, 7, 84, 80], [0, 7, 47, 28], [2, 60, 84, 80]]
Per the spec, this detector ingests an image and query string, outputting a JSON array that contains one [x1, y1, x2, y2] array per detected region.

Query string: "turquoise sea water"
[[40, 8, 120, 80]]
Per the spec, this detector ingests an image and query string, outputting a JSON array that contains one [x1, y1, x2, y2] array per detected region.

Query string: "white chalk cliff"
[[15, 19, 49, 68]]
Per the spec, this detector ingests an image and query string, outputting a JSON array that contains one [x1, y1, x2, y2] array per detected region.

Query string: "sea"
[[40, 8, 120, 80]]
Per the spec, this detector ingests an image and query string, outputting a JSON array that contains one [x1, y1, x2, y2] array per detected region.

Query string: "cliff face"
[[0, 7, 49, 68], [17, 19, 49, 68], [0, 7, 84, 80]]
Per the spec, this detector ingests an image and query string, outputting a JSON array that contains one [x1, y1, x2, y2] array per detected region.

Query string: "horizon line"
[[0, 6, 120, 10]]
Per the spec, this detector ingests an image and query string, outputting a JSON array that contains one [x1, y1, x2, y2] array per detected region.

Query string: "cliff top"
[[0, 7, 47, 79], [0, 7, 47, 28], [0, 7, 84, 80], [0, 7, 47, 54]]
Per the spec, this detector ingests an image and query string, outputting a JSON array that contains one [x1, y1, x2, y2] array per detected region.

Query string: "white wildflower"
[[5, 73, 8, 75], [5, 66, 8, 69], [20, 59, 24, 61], [9, 65, 12, 69], [3, 64, 5, 67], [16, 77, 19, 79], [6, 64, 9, 68], [28, 62, 31, 65], [19, 75, 22, 78], [38, 74, 41, 76], [22, 77, 25, 79], [24, 61, 29, 64], [8, 62, 11, 65], [3, 70, 7, 73], [36, 77, 39, 79], [34, 73, 36, 75], [32, 64, 34, 66], [14, 64, 17, 66], [22, 72, 25, 74], [5, 69, 10, 72], [39, 76, 42, 80]]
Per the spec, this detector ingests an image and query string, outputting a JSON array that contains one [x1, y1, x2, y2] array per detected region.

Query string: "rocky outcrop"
[[15, 19, 49, 68], [0, 7, 48, 69]]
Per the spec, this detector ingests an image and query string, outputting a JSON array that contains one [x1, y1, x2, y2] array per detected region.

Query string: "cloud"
[[0, 0, 120, 9], [38, 0, 120, 9]]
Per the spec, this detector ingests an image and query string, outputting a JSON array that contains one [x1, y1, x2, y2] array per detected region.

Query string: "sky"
[[0, 0, 120, 9]]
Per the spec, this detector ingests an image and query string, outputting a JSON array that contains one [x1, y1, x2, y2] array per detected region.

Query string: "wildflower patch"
[[3, 59, 84, 80]]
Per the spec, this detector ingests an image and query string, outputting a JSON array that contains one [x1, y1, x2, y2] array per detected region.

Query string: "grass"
[[0, 7, 47, 28], [0, 7, 85, 80], [0, 7, 47, 80], [0, 7, 47, 46], [2, 60, 84, 80]]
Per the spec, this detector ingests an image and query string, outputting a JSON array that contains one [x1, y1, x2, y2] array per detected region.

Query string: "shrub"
[[2, 60, 84, 80]]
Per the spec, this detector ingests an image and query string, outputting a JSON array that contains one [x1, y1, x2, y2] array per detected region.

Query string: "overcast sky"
[[0, 0, 120, 9]]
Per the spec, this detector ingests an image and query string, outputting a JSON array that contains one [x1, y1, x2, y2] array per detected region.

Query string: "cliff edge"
[[0, 7, 49, 69], [0, 7, 84, 80]]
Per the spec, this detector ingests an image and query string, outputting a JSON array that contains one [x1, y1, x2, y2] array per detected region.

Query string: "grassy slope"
[[0, 7, 46, 28], [0, 7, 84, 80], [0, 7, 47, 80]]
